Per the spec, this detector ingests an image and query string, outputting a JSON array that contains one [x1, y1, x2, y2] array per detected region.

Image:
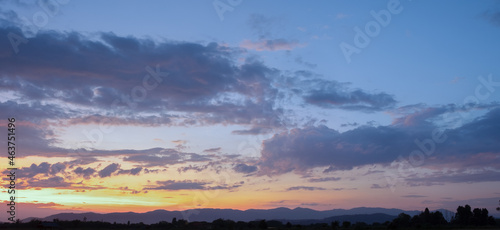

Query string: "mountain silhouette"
[[21, 207, 448, 224]]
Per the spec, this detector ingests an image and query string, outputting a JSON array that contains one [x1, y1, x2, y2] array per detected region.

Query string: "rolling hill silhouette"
[[22, 207, 454, 224]]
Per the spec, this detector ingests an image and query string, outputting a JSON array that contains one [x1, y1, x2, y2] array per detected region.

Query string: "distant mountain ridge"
[[280, 213, 398, 225], [23, 207, 454, 225]]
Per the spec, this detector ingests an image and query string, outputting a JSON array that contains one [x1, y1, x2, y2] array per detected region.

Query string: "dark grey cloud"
[[302, 80, 396, 111], [0, 23, 401, 146], [123, 149, 211, 167], [286, 186, 326, 191], [0, 26, 288, 131], [258, 106, 500, 176], [50, 163, 66, 174], [73, 167, 96, 179], [233, 163, 258, 174], [0, 101, 71, 123], [7, 162, 65, 178], [208, 181, 244, 190], [371, 184, 387, 189], [98, 163, 120, 178], [148, 180, 208, 191], [407, 169, 500, 186], [307, 177, 341, 183], [483, 9, 500, 27], [177, 164, 209, 174], [16, 162, 51, 177], [65, 114, 174, 127], [117, 167, 143, 176], [402, 195, 427, 198], [147, 180, 243, 191], [203, 147, 221, 153], [259, 125, 411, 175], [232, 126, 277, 135], [26, 176, 71, 188], [340, 122, 359, 127]]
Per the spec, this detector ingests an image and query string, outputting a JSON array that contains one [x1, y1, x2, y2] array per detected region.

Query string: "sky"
[[1, 0, 500, 221]]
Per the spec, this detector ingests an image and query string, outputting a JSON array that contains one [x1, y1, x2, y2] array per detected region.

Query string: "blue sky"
[[1, 0, 500, 220]]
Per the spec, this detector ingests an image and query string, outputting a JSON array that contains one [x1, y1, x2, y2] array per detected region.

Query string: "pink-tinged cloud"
[[240, 39, 302, 51]]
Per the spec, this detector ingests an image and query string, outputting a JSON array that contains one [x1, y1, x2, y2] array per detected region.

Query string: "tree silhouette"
[[391, 213, 411, 228], [331, 220, 339, 229], [453, 204, 496, 226], [455, 204, 473, 225], [258, 219, 267, 229]]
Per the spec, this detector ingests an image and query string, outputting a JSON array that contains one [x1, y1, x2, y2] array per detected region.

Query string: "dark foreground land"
[[1, 218, 500, 230], [2, 205, 499, 230]]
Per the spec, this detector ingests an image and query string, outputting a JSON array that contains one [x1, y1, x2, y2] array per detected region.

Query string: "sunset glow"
[[1, 0, 500, 222]]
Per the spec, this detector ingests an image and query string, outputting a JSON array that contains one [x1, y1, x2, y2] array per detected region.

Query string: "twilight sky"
[[1, 0, 500, 220]]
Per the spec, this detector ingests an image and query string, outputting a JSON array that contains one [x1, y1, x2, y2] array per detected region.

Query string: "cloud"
[[123, 149, 211, 167], [16, 162, 51, 177], [233, 163, 258, 174], [242, 14, 304, 51], [117, 167, 143, 176], [0, 24, 402, 151], [302, 79, 396, 111], [340, 122, 359, 127], [98, 163, 120, 178], [241, 39, 302, 51], [50, 163, 66, 174], [258, 106, 500, 176], [301, 202, 320, 206], [307, 177, 341, 183], [407, 169, 500, 186], [10, 162, 67, 178], [148, 180, 208, 190], [177, 164, 209, 174], [247, 14, 276, 39], [482, 9, 500, 27], [232, 127, 274, 135], [147, 179, 243, 191], [26, 176, 72, 188], [402, 195, 427, 198], [203, 147, 221, 153], [0, 26, 288, 131], [0, 101, 71, 123], [295, 57, 317, 69], [371, 184, 387, 189], [74, 167, 96, 179], [258, 125, 409, 175], [64, 114, 174, 127], [286, 186, 326, 191]]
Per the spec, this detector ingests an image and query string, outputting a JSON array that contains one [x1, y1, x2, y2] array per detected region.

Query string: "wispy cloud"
[[286, 186, 326, 191], [241, 39, 302, 51]]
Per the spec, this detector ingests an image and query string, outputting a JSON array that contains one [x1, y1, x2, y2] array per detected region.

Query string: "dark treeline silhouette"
[[1, 204, 499, 230], [453, 204, 496, 226]]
